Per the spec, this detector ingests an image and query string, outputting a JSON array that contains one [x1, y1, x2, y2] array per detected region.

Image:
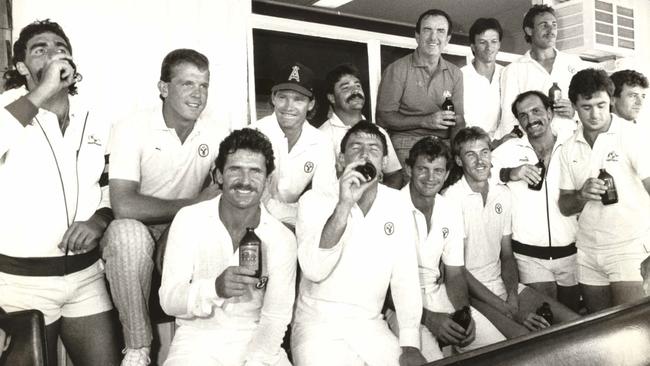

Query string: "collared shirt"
[[251, 114, 337, 225], [491, 133, 577, 247], [319, 113, 401, 174], [498, 49, 588, 139], [109, 109, 224, 200], [444, 177, 512, 287], [159, 195, 296, 365], [461, 61, 503, 139], [0, 87, 110, 257], [400, 184, 464, 311], [377, 52, 464, 139], [294, 185, 422, 349], [559, 115, 650, 248]]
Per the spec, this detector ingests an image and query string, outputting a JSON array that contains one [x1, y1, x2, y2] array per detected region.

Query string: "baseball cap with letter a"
[[271, 62, 314, 98]]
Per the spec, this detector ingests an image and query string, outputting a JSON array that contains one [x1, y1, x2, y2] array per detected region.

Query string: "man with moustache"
[[0, 20, 120, 365], [293, 121, 426, 366], [396, 136, 505, 361], [102, 49, 224, 365], [559, 68, 650, 312], [498, 4, 587, 140], [610, 69, 648, 123], [445, 127, 578, 339], [320, 63, 403, 188], [377, 9, 465, 175], [461, 18, 504, 142], [160, 128, 296, 366], [491, 91, 580, 311], [252, 62, 337, 227]]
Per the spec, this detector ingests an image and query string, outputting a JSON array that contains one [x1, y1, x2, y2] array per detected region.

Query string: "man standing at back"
[[377, 9, 464, 177], [610, 69, 648, 123], [102, 49, 223, 365], [320, 63, 403, 188], [499, 4, 586, 139]]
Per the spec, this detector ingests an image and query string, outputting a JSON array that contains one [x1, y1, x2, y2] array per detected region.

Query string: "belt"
[[511, 240, 576, 260], [0, 246, 100, 276]]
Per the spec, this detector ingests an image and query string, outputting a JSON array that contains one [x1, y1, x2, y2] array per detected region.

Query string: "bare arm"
[[464, 267, 514, 317], [445, 264, 470, 309], [499, 234, 520, 305], [558, 177, 606, 216]]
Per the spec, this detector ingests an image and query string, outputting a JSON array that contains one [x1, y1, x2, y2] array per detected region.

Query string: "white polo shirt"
[[461, 62, 503, 139], [0, 87, 110, 257], [319, 113, 401, 174], [444, 177, 512, 287], [559, 115, 650, 249], [491, 134, 577, 247], [294, 184, 422, 349], [109, 109, 224, 200], [251, 114, 337, 224], [159, 195, 296, 365], [400, 184, 464, 311], [498, 49, 587, 139]]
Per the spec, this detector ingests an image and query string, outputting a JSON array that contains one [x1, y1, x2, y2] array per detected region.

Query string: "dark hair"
[[3, 19, 77, 95], [215, 128, 275, 176], [523, 5, 555, 43], [340, 120, 388, 156], [568, 68, 614, 104], [160, 48, 209, 83], [452, 126, 490, 157], [511, 90, 553, 119], [610, 69, 649, 97], [415, 9, 452, 35], [406, 136, 453, 171], [325, 63, 361, 96], [469, 18, 503, 43]]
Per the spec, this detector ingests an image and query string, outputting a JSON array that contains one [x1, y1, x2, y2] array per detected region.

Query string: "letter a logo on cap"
[[288, 66, 301, 82]]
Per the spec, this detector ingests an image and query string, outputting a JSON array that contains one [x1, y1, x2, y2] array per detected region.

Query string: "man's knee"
[[101, 219, 155, 261]]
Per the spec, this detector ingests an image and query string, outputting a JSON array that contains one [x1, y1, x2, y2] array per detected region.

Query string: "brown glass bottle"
[[528, 160, 546, 191], [548, 82, 562, 105], [451, 306, 472, 330], [239, 227, 262, 278], [598, 168, 618, 205], [511, 125, 524, 138], [536, 302, 554, 324], [354, 161, 377, 182]]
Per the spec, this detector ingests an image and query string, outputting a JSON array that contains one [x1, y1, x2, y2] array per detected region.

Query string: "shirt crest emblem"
[[256, 276, 269, 289], [198, 144, 209, 157], [384, 222, 394, 235], [304, 161, 314, 173], [442, 227, 449, 239], [606, 151, 619, 162], [87, 134, 102, 146], [495, 203, 503, 214]]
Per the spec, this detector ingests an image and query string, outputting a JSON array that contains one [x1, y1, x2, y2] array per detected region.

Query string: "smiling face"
[[159, 62, 209, 123], [17, 31, 71, 89], [612, 84, 647, 121], [471, 29, 501, 64], [455, 138, 491, 184], [574, 91, 612, 134], [272, 89, 314, 132], [216, 149, 267, 210], [408, 155, 449, 199], [515, 94, 553, 139], [415, 15, 451, 59], [329, 73, 365, 114], [526, 11, 557, 49]]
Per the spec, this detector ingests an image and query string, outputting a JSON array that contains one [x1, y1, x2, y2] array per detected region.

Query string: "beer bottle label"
[[240, 246, 259, 269]]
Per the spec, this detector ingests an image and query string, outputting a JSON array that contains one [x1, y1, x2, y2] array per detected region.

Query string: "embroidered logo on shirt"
[[442, 227, 449, 239], [606, 151, 619, 162], [198, 144, 209, 157], [87, 134, 102, 146], [519, 156, 530, 162], [495, 203, 503, 214], [384, 222, 394, 235], [256, 276, 269, 289], [304, 161, 314, 173]]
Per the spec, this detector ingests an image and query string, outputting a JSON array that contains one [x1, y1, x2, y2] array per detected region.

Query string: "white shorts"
[[483, 279, 527, 301], [577, 238, 650, 286], [514, 253, 578, 287], [0, 260, 113, 325]]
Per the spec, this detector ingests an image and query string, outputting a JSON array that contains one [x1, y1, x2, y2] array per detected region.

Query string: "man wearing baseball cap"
[[251, 62, 337, 228]]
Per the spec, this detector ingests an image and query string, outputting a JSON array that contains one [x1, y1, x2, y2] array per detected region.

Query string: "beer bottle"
[[598, 168, 618, 205], [441, 90, 455, 116], [548, 82, 562, 106], [354, 161, 377, 182], [536, 302, 554, 324], [239, 227, 262, 278], [528, 159, 546, 191], [511, 125, 524, 138], [451, 306, 472, 330]]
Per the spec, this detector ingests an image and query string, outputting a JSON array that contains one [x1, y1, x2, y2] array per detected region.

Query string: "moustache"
[[231, 183, 257, 192], [346, 92, 365, 103]]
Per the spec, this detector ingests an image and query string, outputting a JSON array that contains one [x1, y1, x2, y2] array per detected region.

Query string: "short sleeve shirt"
[[461, 62, 503, 139]]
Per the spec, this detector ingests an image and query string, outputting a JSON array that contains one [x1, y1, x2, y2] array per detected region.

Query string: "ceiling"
[[255, 0, 534, 54]]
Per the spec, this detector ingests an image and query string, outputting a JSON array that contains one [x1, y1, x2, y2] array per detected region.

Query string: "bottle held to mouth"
[[354, 161, 377, 182], [598, 168, 618, 205], [62, 58, 83, 83], [511, 125, 524, 138], [239, 227, 262, 278], [548, 82, 561, 106], [528, 159, 545, 191]]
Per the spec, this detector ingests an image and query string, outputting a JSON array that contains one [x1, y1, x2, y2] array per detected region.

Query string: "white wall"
[[13, 0, 250, 132]]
